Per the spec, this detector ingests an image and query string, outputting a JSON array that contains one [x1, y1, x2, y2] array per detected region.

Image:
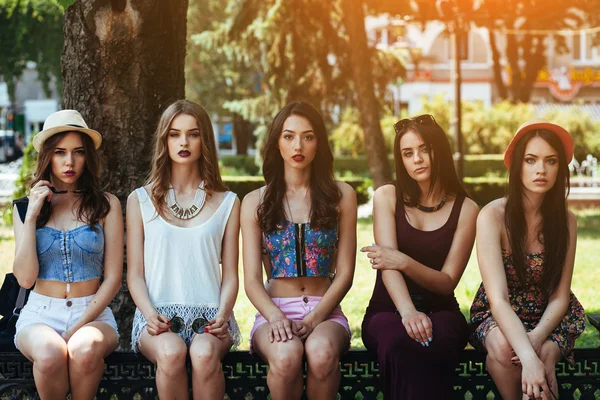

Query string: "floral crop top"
[[264, 221, 338, 278]]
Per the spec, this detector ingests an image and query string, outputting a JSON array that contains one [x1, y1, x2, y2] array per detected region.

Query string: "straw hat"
[[504, 118, 573, 168], [33, 110, 102, 152]]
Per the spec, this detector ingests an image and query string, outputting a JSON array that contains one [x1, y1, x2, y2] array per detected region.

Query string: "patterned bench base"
[[1, 349, 599, 399]]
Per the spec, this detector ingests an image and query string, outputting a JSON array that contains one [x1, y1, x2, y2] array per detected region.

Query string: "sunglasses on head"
[[169, 313, 209, 334], [394, 114, 437, 134], [50, 187, 86, 194]]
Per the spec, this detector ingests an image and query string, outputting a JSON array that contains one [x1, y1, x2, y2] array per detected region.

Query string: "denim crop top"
[[264, 221, 337, 278], [36, 225, 104, 282]]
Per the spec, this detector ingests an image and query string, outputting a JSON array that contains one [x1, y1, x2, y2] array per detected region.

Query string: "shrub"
[[333, 154, 506, 178], [463, 177, 507, 206], [463, 154, 506, 178], [219, 154, 260, 176], [2, 141, 36, 225], [329, 108, 399, 157]]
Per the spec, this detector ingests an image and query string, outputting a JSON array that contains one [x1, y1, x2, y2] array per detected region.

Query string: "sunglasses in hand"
[[168, 313, 209, 334]]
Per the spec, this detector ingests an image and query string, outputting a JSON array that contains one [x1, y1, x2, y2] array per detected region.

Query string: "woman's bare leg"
[[304, 321, 349, 400], [16, 324, 69, 399], [485, 327, 522, 400], [253, 324, 305, 400], [139, 330, 190, 400], [189, 333, 232, 400], [67, 321, 118, 400]]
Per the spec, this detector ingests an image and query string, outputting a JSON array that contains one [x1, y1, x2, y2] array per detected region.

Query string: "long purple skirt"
[[362, 310, 468, 400]]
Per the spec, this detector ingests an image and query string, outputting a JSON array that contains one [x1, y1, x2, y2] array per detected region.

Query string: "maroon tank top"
[[365, 194, 465, 315]]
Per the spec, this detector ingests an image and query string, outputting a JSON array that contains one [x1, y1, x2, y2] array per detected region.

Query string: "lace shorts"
[[131, 304, 241, 352]]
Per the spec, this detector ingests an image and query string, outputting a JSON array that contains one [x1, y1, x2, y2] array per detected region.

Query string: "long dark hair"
[[505, 129, 570, 295], [393, 115, 468, 208], [258, 101, 341, 232], [31, 131, 110, 229], [147, 100, 228, 219]]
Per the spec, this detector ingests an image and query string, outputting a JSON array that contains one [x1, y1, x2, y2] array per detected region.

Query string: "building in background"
[[366, 15, 600, 118], [0, 61, 60, 162]]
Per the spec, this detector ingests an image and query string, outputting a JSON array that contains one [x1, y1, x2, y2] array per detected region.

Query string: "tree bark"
[[505, 31, 521, 103], [341, 0, 392, 188], [62, 0, 188, 349], [233, 113, 249, 155], [487, 27, 508, 100], [519, 36, 546, 103]]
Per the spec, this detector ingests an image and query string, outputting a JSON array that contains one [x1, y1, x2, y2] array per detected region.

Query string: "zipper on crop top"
[[294, 223, 307, 277]]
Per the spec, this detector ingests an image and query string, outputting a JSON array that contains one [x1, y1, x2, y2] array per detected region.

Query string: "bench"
[[1, 349, 599, 399], [588, 314, 600, 336]]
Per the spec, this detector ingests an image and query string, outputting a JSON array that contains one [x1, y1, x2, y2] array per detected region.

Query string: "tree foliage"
[[329, 107, 398, 157], [0, 0, 64, 99], [186, 0, 256, 117], [191, 0, 405, 137]]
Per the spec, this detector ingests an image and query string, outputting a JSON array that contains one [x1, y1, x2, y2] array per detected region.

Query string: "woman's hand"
[[401, 310, 433, 346], [267, 314, 295, 343], [61, 328, 75, 342], [521, 355, 551, 399], [361, 244, 409, 271], [61, 320, 84, 342], [27, 180, 53, 220], [206, 314, 229, 339], [145, 312, 171, 336], [293, 319, 315, 341], [511, 331, 545, 365]]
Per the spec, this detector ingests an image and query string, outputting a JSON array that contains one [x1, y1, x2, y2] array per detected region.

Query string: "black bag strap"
[[12, 196, 29, 224], [11, 196, 30, 315], [13, 287, 27, 316]]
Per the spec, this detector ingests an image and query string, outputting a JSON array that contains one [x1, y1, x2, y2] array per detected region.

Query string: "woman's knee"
[[156, 339, 188, 370], [305, 336, 340, 378], [539, 340, 561, 366], [33, 341, 68, 375], [485, 329, 514, 366], [189, 339, 221, 373], [68, 337, 107, 371], [267, 343, 304, 377]]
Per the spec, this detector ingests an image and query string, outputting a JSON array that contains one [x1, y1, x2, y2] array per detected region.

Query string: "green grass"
[[1, 210, 599, 350]]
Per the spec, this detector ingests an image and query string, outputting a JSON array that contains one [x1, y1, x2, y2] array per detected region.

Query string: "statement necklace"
[[416, 194, 448, 213], [167, 181, 206, 220]]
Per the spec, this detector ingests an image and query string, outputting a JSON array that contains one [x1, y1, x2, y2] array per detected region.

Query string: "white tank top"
[[135, 187, 237, 308]]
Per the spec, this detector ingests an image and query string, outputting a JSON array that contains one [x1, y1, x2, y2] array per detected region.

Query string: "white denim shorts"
[[14, 291, 119, 349]]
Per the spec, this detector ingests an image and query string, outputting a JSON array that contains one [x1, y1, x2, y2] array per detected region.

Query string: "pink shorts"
[[250, 295, 351, 351]]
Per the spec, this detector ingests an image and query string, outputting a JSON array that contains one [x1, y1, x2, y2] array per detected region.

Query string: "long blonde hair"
[[147, 100, 227, 218]]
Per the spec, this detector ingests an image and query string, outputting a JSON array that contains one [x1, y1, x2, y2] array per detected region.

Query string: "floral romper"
[[469, 250, 586, 365]]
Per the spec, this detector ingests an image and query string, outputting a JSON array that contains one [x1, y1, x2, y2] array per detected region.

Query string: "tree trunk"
[[341, 0, 392, 188], [505, 32, 522, 103], [62, 0, 188, 349], [519, 36, 546, 103], [233, 113, 249, 155], [487, 28, 508, 100]]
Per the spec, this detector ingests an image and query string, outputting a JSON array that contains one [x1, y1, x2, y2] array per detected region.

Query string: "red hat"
[[504, 118, 574, 168]]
